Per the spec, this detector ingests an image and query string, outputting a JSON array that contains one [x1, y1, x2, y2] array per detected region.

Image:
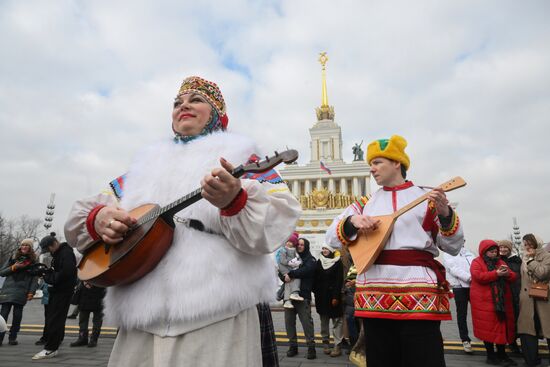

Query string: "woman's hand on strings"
[[201, 157, 242, 209], [94, 207, 136, 245]]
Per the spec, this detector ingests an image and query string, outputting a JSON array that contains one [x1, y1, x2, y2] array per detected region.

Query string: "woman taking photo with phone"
[[470, 239, 518, 366]]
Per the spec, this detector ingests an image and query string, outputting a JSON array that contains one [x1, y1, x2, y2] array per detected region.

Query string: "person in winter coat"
[[277, 232, 304, 309], [470, 239, 517, 366], [0, 238, 39, 346], [498, 239, 522, 354], [70, 281, 106, 348], [284, 237, 317, 360], [517, 234, 550, 367], [32, 233, 77, 360], [313, 244, 344, 357], [443, 244, 475, 354]]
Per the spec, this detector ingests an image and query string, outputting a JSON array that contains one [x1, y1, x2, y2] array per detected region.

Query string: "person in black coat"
[[70, 282, 106, 348], [32, 233, 77, 360], [313, 244, 344, 357], [498, 239, 522, 354], [284, 237, 317, 360]]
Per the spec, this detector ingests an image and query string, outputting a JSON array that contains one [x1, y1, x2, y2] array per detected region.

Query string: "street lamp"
[[512, 217, 522, 257], [44, 193, 55, 231]]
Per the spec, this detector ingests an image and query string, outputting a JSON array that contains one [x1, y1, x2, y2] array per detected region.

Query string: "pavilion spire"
[[315, 52, 335, 121]]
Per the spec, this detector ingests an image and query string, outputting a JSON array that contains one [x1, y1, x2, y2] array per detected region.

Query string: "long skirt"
[[108, 307, 261, 367]]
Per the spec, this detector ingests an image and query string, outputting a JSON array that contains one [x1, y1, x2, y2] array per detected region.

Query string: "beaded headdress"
[[173, 76, 229, 143], [177, 76, 228, 125]]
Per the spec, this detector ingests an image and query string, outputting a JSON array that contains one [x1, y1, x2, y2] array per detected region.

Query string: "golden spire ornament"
[[319, 52, 329, 107], [316, 52, 335, 121]]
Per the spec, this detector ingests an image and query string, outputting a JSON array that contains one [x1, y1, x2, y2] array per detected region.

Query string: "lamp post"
[[512, 217, 522, 257], [44, 193, 55, 232]]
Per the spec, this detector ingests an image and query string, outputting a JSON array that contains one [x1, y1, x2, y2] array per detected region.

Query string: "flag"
[[320, 161, 332, 175]]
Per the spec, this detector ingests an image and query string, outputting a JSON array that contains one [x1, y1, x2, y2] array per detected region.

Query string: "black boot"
[[70, 331, 88, 347], [306, 346, 317, 360], [88, 328, 100, 348], [67, 306, 79, 319], [286, 345, 298, 357], [0, 332, 5, 347], [8, 336, 18, 346]]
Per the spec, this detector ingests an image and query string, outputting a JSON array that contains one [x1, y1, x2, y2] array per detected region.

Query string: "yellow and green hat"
[[367, 135, 410, 170]]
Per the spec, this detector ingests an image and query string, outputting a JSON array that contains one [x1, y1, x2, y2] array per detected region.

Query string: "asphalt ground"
[[0, 299, 548, 366]]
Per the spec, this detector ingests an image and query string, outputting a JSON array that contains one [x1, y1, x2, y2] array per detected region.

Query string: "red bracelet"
[[86, 205, 106, 240], [221, 189, 248, 217]]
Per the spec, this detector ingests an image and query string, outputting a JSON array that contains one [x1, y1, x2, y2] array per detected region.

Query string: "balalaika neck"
[[133, 165, 247, 228]]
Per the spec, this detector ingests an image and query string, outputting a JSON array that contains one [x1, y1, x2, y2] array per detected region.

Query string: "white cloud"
[[1, 0, 549, 250]]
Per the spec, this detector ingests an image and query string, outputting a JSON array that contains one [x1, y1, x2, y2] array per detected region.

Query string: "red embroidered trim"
[[86, 205, 106, 241], [383, 181, 414, 191], [220, 189, 248, 217], [354, 310, 452, 321], [354, 284, 452, 320], [422, 203, 439, 241], [336, 218, 351, 246], [391, 191, 397, 211]]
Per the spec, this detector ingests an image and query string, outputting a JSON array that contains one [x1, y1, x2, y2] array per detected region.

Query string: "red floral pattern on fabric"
[[353, 284, 452, 321]]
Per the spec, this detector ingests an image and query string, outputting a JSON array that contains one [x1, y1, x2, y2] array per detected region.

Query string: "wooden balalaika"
[[78, 150, 299, 287], [348, 176, 466, 275]]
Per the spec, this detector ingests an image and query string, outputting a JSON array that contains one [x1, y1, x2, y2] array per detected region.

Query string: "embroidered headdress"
[[367, 135, 410, 170], [176, 76, 228, 129]]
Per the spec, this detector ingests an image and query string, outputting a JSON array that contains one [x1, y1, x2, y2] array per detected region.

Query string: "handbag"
[[528, 282, 549, 301]]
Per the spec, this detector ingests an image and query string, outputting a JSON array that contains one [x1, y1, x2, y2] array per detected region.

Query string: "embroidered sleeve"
[[109, 174, 127, 200], [326, 197, 368, 248], [439, 209, 459, 237], [242, 153, 285, 185], [435, 208, 463, 256]]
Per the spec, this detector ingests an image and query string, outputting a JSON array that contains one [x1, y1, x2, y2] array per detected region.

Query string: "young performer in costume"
[[325, 135, 464, 367], [64, 76, 301, 366]]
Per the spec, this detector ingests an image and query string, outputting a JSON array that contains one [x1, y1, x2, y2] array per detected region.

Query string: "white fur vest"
[[105, 132, 278, 331]]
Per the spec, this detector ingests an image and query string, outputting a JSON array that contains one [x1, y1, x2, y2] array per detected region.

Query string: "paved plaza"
[[0, 299, 547, 366]]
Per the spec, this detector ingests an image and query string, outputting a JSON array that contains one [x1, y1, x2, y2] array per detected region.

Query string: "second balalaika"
[[348, 176, 467, 275], [78, 150, 299, 287]]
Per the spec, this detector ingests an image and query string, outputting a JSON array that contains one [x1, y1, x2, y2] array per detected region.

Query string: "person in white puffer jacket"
[[443, 244, 475, 354]]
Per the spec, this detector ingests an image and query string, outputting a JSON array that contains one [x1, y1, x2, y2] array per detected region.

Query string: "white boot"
[[289, 293, 304, 301]]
